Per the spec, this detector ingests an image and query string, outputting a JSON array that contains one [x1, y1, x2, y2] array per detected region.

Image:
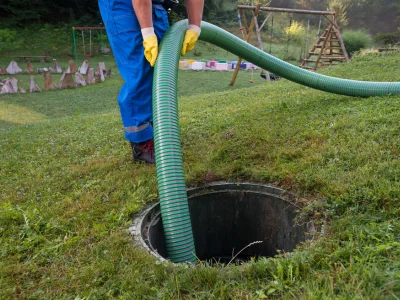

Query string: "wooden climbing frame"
[[300, 20, 349, 71], [230, 5, 349, 86]]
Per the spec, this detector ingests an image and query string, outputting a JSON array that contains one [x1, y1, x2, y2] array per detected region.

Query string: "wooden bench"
[[13, 56, 50, 63]]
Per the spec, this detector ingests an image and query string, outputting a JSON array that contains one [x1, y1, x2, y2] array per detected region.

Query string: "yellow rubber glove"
[[181, 29, 200, 56], [143, 34, 158, 67]]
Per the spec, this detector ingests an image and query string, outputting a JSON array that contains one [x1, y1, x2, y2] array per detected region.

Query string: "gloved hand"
[[143, 31, 158, 67], [181, 25, 201, 56]]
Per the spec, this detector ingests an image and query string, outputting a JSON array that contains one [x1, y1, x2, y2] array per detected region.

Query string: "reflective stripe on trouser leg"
[[125, 123, 151, 133], [98, 0, 169, 143]]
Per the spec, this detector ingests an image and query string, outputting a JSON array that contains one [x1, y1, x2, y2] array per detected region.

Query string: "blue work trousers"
[[98, 0, 169, 143]]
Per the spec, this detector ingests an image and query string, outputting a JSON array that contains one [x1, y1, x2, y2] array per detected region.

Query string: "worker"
[[98, 0, 204, 164]]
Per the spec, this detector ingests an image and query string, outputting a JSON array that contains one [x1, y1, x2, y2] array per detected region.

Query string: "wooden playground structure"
[[231, 5, 349, 86]]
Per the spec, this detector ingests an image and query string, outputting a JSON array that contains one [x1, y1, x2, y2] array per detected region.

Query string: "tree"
[[327, 0, 350, 26], [0, 0, 100, 27], [398, 3, 400, 33], [296, 0, 327, 11], [345, 0, 399, 33]]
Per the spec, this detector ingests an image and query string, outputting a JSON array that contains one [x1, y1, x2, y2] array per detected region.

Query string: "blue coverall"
[[98, 0, 169, 143]]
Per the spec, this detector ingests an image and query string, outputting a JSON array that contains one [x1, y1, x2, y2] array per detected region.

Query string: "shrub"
[[342, 30, 372, 57], [374, 32, 400, 46], [285, 21, 305, 43], [0, 29, 24, 53]]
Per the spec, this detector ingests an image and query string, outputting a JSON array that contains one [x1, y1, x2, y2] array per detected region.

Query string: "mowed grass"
[[1, 52, 400, 299]]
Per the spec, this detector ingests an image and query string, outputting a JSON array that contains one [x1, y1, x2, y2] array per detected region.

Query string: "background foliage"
[[0, 0, 399, 35], [0, 29, 23, 53], [0, 0, 398, 59]]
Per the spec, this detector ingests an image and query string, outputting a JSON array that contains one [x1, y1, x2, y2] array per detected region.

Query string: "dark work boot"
[[131, 139, 155, 164]]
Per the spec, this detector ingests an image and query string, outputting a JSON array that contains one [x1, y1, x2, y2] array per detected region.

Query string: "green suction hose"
[[152, 20, 400, 263], [197, 22, 400, 97], [152, 21, 196, 263]]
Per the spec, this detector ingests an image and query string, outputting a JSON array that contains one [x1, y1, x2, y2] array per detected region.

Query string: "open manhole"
[[130, 183, 312, 263]]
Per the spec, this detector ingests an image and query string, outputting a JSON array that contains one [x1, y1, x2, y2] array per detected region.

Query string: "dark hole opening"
[[137, 183, 310, 264]]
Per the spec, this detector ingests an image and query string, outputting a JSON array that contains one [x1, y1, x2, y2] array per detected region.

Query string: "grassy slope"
[[1, 53, 400, 299]]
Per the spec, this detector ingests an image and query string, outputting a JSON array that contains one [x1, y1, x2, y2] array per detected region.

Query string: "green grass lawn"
[[1, 52, 400, 299]]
